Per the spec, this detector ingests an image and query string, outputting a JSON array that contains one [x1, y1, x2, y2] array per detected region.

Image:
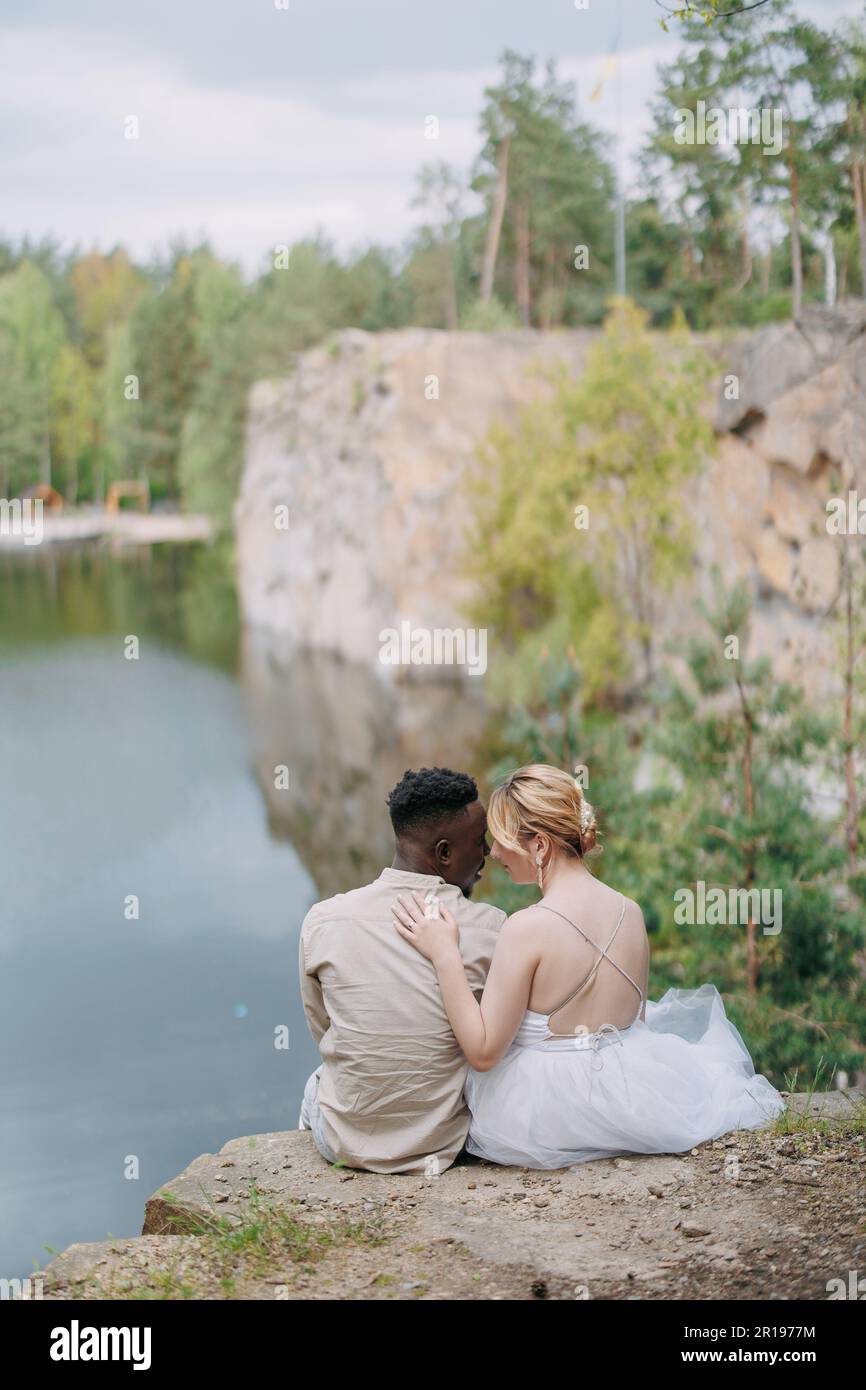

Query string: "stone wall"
[[235, 308, 866, 697]]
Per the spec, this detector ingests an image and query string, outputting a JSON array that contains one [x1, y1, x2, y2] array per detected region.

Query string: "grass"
[[771, 1058, 866, 1139], [54, 1182, 391, 1301]]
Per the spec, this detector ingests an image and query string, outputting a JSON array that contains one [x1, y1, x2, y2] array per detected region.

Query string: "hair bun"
[[487, 763, 601, 861], [577, 791, 599, 855]]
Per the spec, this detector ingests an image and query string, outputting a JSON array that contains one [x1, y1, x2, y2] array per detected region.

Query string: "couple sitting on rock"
[[298, 765, 784, 1174]]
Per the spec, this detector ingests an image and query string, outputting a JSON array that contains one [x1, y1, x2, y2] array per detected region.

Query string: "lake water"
[[0, 543, 490, 1280]]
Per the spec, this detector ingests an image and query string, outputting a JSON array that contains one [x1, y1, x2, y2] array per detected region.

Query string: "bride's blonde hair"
[[488, 763, 599, 860]]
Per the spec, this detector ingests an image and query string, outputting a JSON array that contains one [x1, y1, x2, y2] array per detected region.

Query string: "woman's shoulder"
[[499, 904, 554, 937], [606, 890, 647, 943], [588, 879, 643, 916], [617, 891, 646, 924], [568, 883, 648, 941], [500, 890, 646, 934]]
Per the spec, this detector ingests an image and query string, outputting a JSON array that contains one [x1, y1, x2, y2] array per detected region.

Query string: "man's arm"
[[298, 920, 330, 1046]]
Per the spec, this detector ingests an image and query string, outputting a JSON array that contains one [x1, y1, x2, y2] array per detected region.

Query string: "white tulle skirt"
[[464, 983, 786, 1169]]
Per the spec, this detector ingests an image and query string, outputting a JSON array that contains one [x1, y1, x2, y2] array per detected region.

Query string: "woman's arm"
[[392, 892, 539, 1071], [636, 904, 650, 1022]]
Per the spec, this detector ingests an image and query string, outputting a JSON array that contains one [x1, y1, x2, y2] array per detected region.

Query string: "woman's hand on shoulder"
[[392, 890, 459, 963]]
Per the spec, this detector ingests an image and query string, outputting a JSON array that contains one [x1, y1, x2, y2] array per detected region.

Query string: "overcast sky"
[[1, 0, 861, 273]]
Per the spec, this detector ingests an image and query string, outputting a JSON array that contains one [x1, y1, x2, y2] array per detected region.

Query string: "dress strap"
[[535, 894, 644, 1025]]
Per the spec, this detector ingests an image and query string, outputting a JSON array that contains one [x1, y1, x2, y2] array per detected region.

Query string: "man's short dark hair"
[[387, 767, 478, 836]]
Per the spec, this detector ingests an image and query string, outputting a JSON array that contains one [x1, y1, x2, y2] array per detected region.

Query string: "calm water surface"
[[1, 542, 493, 1281], [0, 545, 320, 1280]]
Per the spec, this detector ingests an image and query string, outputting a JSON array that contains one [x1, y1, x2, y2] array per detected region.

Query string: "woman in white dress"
[[392, 763, 786, 1169]]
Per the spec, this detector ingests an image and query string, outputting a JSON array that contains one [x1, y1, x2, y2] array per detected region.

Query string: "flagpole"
[[615, 0, 626, 297]]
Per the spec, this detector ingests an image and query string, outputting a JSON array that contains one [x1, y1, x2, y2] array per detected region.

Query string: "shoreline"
[[0, 511, 215, 549]]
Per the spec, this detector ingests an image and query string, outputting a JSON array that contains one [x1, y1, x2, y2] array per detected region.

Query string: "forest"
[[2, 0, 865, 523]]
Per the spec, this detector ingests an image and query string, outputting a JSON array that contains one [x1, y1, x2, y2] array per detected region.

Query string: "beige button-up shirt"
[[298, 867, 505, 1174]]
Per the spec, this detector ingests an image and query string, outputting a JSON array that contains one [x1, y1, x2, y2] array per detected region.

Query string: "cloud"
[[1, 0, 862, 269], [0, 25, 669, 269], [0, 27, 486, 268]]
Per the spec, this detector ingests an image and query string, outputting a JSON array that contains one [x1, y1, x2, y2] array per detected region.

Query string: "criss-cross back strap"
[[536, 893, 644, 1024]]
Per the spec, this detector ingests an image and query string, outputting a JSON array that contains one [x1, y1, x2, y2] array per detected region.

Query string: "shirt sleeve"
[[463, 905, 507, 993], [298, 917, 330, 1046]]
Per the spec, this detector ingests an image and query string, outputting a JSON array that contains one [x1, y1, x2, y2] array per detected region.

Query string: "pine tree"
[[651, 572, 866, 1083]]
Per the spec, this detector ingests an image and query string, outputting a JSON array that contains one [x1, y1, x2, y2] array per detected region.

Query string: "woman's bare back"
[[525, 880, 649, 1034]]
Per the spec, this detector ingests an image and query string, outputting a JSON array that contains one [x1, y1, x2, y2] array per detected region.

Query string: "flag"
[[590, 53, 620, 103]]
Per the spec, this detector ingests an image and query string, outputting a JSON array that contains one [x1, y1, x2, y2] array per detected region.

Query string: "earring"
[[535, 851, 545, 892]]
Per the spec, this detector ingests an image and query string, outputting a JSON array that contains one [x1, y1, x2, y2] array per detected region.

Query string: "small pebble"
[[681, 1221, 712, 1239]]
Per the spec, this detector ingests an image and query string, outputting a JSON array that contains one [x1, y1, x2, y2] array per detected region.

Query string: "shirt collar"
[[378, 867, 447, 890]]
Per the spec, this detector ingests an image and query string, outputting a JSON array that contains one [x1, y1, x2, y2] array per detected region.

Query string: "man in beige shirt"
[[298, 768, 505, 1174]]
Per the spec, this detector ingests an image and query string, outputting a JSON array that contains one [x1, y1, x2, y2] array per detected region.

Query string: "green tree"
[[125, 256, 200, 499], [474, 52, 614, 325], [69, 250, 145, 369], [0, 261, 67, 488], [624, 198, 701, 325], [791, 17, 866, 301], [49, 345, 97, 502], [642, 0, 852, 322], [180, 237, 378, 524], [0, 335, 44, 496], [408, 162, 464, 329], [250, 235, 354, 370], [659, 1, 776, 28], [339, 245, 410, 331], [465, 299, 715, 706], [643, 27, 749, 316], [101, 320, 139, 501], [178, 253, 250, 523], [723, 0, 820, 319]]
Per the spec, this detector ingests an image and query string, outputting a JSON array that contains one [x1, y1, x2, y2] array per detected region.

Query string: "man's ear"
[[434, 837, 451, 865]]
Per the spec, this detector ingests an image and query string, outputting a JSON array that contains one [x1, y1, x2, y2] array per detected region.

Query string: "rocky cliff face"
[[235, 308, 866, 698], [235, 327, 594, 669], [31, 1090, 866, 1301], [698, 304, 866, 690], [234, 329, 594, 893]]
